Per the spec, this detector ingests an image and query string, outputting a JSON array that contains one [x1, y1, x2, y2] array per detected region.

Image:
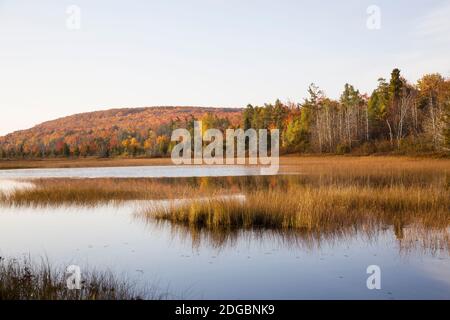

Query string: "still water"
[[0, 165, 262, 179], [0, 201, 449, 299]]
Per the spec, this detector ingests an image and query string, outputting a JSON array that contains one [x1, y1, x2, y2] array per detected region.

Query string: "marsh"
[[0, 157, 449, 299]]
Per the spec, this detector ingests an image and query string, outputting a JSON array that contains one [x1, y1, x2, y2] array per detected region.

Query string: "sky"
[[0, 0, 449, 136]]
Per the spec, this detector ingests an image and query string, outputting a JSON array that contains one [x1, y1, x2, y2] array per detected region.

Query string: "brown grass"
[[0, 257, 163, 300], [150, 185, 449, 232], [1, 155, 448, 171], [0, 157, 173, 170], [280, 156, 450, 182], [1, 157, 448, 207], [0, 178, 229, 206]]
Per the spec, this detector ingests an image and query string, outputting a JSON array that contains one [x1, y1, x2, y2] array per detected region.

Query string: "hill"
[[0, 106, 243, 158], [1, 69, 449, 159]]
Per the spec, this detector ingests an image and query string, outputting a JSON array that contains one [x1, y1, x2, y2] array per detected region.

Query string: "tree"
[[122, 136, 141, 156], [143, 130, 157, 156], [386, 68, 404, 147], [389, 68, 403, 104], [302, 83, 324, 152], [340, 84, 363, 150], [284, 118, 303, 151], [63, 143, 71, 158], [444, 100, 450, 149], [242, 105, 254, 130], [156, 135, 170, 155], [417, 73, 449, 150]]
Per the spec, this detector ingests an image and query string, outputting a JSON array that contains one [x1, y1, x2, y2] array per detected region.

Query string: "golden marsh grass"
[[0, 157, 173, 170], [150, 185, 449, 232], [0, 178, 228, 206], [1, 156, 449, 206]]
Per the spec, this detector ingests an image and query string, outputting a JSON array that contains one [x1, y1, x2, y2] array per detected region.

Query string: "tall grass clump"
[[0, 178, 227, 207], [0, 257, 163, 300], [151, 185, 449, 233]]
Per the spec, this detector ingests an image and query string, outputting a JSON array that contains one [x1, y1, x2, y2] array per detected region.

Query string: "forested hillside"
[[1, 69, 449, 159], [0, 107, 242, 158]]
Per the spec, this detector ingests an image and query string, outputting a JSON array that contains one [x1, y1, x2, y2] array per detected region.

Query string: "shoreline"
[[1, 154, 449, 170]]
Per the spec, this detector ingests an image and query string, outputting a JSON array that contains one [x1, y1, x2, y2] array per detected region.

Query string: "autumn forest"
[[1, 68, 449, 159]]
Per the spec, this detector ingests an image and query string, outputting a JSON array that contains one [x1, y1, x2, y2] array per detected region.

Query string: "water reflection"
[[135, 208, 449, 255], [0, 201, 449, 299], [0, 165, 262, 179]]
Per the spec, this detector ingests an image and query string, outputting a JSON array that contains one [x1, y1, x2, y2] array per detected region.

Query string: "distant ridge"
[[0, 106, 243, 157], [2, 106, 242, 137]]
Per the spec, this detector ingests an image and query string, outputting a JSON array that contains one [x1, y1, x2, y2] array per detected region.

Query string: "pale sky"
[[1, 0, 449, 136]]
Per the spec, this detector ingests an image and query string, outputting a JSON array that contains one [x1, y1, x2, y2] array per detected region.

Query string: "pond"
[[0, 201, 449, 299]]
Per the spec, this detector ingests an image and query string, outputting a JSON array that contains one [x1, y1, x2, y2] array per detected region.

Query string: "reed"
[[150, 185, 449, 232], [0, 257, 162, 300], [0, 157, 172, 170], [0, 178, 226, 206]]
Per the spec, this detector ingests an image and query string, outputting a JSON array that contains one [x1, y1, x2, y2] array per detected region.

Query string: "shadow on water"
[[134, 207, 449, 255]]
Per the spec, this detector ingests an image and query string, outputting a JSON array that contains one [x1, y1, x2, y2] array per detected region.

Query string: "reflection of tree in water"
[[156, 171, 447, 191], [134, 212, 448, 255]]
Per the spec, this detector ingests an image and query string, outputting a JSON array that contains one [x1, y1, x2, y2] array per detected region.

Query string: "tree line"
[[0, 114, 233, 159], [244, 69, 450, 155], [1, 69, 449, 159]]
